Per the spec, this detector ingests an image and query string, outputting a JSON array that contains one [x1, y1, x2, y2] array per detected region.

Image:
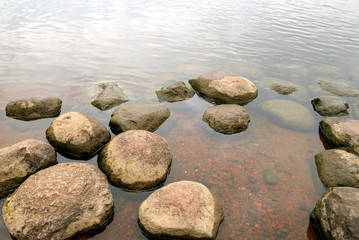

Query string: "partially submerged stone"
[[315, 149, 359, 188], [317, 77, 359, 97], [0, 139, 56, 197], [202, 104, 250, 134], [189, 69, 258, 105], [138, 181, 224, 240], [2, 163, 114, 240], [269, 82, 298, 95], [46, 112, 111, 159], [311, 187, 359, 239], [156, 81, 195, 103], [109, 104, 170, 134], [98, 130, 172, 191], [6, 97, 62, 121], [311, 96, 349, 116], [91, 82, 129, 111]]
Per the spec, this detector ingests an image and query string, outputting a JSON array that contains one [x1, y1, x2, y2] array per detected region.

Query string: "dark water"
[[1, 0, 359, 239]]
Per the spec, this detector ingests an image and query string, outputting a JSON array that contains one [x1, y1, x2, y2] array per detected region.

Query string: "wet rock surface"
[[189, 69, 258, 105], [0, 139, 56, 197], [138, 180, 224, 240], [98, 130, 172, 191], [46, 112, 111, 159], [109, 104, 170, 134], [91, 82, 129, 111], [317, 77, 359, 97], [311, 96, 349, 116], [202, 104, 250, 134], [269, 82, 298, 95], [2, 163, 114, 240], [311, 187, 359, 240], [156, 81, 195, 102], [6, 97, 62, 121], [315, 149, 359, 188]]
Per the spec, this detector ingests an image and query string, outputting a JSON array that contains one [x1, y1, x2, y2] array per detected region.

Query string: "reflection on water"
[[1, 0, 359, 239]]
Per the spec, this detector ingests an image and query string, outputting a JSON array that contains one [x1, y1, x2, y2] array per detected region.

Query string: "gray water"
[[1, 0, 359, 239]]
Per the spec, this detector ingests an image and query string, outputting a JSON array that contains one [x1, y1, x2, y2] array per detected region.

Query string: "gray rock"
[[263, 169, 279, 185], [91, 83, 129, 111], [320, 117, 359, 155], [189, 69, 258, 105], [98, 130, 172, 191], [202, 104, 250, 134], [0, 139, 56, 197], [2, 163, 114, 240], [138, 181, 224, 240], [109, 104, 170, 134], [46, 112, 111, 159], [156, 81, 195, 103], [269, 82, 298, 95], [260, 99, 315, 131], [311, 96, 349, 116], [310, 187, 359, 240], [317, 77, 359, 97], [315, 149, 359, 187], [6, 97, 62, 121]]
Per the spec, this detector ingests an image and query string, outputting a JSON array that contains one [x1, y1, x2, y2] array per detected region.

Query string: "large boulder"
[[98, 130, 172, 191], [310, 187, 359, 239], [189, 69, 258, 105], [2, 163, 114, 240], [311, 96, 349, 116], [46, 112, 111, 159], [109, 104, 170, 134], [6, 97, 62, 121], [138, 181, 224, 240], [91, 82, 129, 111], [260, 99, 315, 131], [156, 81, 195, 103], [317, 77, 359, 97], [320, 117, 359, 155], [315, 149, 359, 187], [0, 139, 56, 197], [202, 104, 250, 134]]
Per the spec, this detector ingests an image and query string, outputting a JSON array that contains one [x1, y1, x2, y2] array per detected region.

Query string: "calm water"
[[1, 0, 359, 239]]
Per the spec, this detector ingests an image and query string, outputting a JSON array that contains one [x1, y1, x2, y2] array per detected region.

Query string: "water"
[[1, 0, 359, 239]]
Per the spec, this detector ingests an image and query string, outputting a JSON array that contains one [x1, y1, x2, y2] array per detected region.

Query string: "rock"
[[46, 112, 111, 159], [91, 83, 129, 111], [320, 117, 359, 155], [2, 163, 114, 240], [260, 99, 315, 131], [315, 149, 359, 187], [98, 130, 172, 191], [109, 104, 170, 134], [156, 81, 195, 103], [269, 82, 298, 95], [0, 139, 56, 197], [317, 77, 359, 97], [263, 169, 279, 185], [5, 97, 62, 121], [202, 104, 250, 134], [311, 96, 349, 116], [189, 69, 258, 105], [138, 181, 224, 240], [310, 187, 359, 239]]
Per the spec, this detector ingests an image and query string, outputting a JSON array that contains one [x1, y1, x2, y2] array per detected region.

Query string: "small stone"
[[91, 83, 129, 111], [156, 81, 195, 103], [311, 96, 349, 116], [269, 82, 298, 95], [263, 169, 279, 185]]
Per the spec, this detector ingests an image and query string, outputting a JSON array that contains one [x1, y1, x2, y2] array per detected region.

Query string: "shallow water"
[[1, 0, 359, 239]]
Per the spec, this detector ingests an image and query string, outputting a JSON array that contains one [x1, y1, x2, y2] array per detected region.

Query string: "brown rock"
[[156, 81, 195, 103]]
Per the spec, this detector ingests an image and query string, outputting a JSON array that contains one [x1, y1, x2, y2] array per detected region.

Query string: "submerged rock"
[[0, 139, 56, 197], [189, 69, 258, 105], [156, 81, 195, 103], [109, 104, 170, 134], [2, 163, 114, 240], [311, 96, 349, 116], [6, 97, 62, 121], [311, 187, 359, 240], [98, 130, 172, 191], [91, 82, 129, 111], [263, 169, 279, 185], [46, 112, 111, 159], [202, 104, 250, 134], [269, 82, 298, 95], [138, 181, 224, 240], [317, 77, 359, 97]]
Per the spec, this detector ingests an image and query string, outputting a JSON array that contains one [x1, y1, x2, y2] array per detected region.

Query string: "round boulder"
[[2, 163, 114, 240], [138, 181, 224, 240], [156, 81, 195, 103], [189, 69, 258, 105], [98, 130, 172, 191], [46, 112, 111, 159], [311, 96, 349, 116], [202, 104, 250, 134], [0, 139, 56, 197]]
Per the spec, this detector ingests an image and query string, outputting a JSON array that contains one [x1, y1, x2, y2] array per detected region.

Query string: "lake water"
[[1, 0, 359, 239]]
